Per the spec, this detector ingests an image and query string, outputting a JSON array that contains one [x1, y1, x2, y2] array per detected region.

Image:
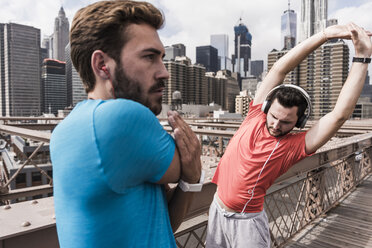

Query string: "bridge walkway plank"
[[285, 175, 372, 248]]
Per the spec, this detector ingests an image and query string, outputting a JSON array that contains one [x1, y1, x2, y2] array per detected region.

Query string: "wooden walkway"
[[285, 175, 372, 248]]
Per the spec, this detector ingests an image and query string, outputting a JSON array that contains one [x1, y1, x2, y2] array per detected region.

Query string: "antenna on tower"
[[236, 17, 243, 26], [236, 9, 244, 26]]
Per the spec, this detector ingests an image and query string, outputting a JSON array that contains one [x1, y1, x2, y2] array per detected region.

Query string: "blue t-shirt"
[[50, 99, 176, 248]]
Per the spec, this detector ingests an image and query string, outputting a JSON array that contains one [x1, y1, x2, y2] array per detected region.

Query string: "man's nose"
[[273, 120, 280, 129], [156, 62, 169, 80]]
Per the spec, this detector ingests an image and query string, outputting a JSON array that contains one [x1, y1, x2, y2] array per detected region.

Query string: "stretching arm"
[[305, 23, 372, 154], [254, 24, 360, 106]]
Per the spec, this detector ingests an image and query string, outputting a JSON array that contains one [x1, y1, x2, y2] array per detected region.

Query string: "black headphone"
[[261, 84, 312, 129]]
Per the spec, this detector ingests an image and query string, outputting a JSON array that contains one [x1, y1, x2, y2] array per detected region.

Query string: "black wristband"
[[352, 57, 371, 64]]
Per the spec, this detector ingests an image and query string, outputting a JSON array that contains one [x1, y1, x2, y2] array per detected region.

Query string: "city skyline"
[[0, 0, 371, 73]]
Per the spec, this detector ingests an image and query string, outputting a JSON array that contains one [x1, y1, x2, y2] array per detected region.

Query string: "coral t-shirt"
[[212, 102, 312, 212]]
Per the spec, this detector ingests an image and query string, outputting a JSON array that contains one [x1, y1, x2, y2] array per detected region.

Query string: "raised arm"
[[156, 148, 181, 184], [305, 23, 372, 154], [165, 111, 202, 232], [254, 24, 354, 106]]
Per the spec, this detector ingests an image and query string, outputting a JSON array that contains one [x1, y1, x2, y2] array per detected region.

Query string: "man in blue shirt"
[[50, 1, 202, 247]]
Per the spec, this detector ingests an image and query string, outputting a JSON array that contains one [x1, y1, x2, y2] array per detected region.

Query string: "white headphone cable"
[[241, 138, 282, 213]]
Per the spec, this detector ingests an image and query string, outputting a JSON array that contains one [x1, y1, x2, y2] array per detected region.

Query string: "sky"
[[0, 0, 371, 74]]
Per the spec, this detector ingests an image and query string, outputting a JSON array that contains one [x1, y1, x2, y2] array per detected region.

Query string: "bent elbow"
[[332, 112, 349, 126]]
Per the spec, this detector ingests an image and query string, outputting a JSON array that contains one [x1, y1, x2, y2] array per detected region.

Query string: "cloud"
[[152, 0, 301, 68], [330, 2, 372, 29], [1, 0, 370, 76], [0, 0, 61, 36], [0, 0, 95, 38], [154, 0, 371, 75]]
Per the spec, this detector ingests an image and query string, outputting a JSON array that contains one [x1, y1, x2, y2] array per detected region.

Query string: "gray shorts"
[[206, 194, 270, 248]]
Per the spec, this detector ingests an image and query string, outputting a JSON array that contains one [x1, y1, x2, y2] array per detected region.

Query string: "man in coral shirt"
[[206, 23, 372, 248]]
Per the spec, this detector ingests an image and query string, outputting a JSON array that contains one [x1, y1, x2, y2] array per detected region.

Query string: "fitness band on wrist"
[[178, 170, 205, 192], [352, 57, 371, 64]]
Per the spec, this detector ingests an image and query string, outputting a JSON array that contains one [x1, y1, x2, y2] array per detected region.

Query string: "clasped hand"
[[167, 111, 202, 184], [324, 22, 372, 57]]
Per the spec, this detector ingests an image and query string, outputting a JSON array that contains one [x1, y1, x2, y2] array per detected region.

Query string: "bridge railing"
[[173, 132, 372, 247], [0, 125, 53, 203], [0, 123, 371, 248], [265, 146, 371, 247]]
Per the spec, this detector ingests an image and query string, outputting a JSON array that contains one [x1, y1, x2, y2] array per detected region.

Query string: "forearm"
[[255, 30, 327, 104], [166, 111, 202, 232], [273, 31, 327, 76], [332, 62, 368, 119], [305, 23, 372, 154], [167, 186, 195, 232], [305, 62, 368, 154], [332, 23, 372, 119]]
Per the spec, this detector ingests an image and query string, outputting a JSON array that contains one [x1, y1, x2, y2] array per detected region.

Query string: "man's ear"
[[91, 50, 112, 80]]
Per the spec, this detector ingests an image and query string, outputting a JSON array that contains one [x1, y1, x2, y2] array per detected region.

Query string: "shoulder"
[[95, 99, 154, 120], [51, 100, 94, 140], [94, 99, 160, 128], [93, 99, 165, 140], [242, 102, 265, 125], [249, 102, 265, 117]]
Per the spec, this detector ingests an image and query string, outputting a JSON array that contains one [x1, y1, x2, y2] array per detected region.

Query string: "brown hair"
[[70, 0, 164, 92], [269, 87, 308, 118]]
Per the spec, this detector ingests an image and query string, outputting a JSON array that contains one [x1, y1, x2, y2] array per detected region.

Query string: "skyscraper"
[[41, 36, 51, 59], [163, 56, 208, 106], [299, 0, 328, 42], [41, 59, 67, 114], [281, 1, 297, 49], [207, 74, 227, 108], [233, 20, 252, 79], [0, 24, 5, 115], [65, 44, 87, 106], [164, 43, 186, 61], [210, 34, 230, 70], [188, 64, 207, 105], [53, 7, 69, 61], [360, 71, 372, 102], [268, 49, 299, 86], [0, 23, 41, 116], [217, 70, 240, 113], [250, 60, 264, 80], [206, 73, 225, 107], [196, 45, 218, 73], [163, 59, 187, 105], [235, 91, 251, 117], [308, 40, 349, 119]]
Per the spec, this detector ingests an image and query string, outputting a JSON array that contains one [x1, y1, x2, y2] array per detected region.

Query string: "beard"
[[265, 122, 292, 137], [112, 64, 165, 115]]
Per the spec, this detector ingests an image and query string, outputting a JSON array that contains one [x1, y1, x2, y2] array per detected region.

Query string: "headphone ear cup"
[[296, 115, 307, 128], [261, 100, 271, 114]]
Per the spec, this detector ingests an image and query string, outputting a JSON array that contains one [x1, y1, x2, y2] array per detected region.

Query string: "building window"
[[32, 171, 42, 186], [15, 173, 27, 189]]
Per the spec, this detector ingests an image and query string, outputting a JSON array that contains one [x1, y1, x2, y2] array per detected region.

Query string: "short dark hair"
[[268, 87, 308, 118], [70, 0, 164, 92]]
